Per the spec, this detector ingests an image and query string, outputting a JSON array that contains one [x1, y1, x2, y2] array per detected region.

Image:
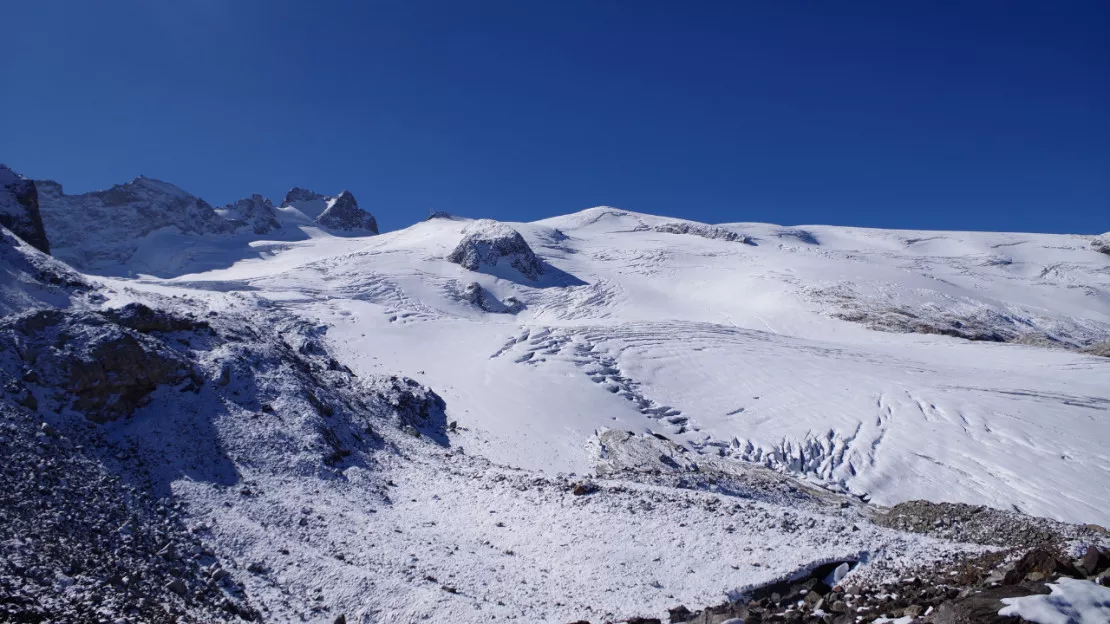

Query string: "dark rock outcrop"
[[1093, 232, 1110, 256], [0, 164, 50, 254], [316, 190, 378, 233], [447, 219, 543, 280], [636, 221, 754, 245], [2, 309, 200, 422]]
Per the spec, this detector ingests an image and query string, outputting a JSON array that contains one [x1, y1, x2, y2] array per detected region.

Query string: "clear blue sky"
[[2, 1, 1108, 233]]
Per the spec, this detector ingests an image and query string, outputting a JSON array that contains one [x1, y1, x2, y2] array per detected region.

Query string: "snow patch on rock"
[[446, 219, 544, 280]]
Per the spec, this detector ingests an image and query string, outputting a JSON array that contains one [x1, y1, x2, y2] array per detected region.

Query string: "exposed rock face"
[[217, 194, 282, 235], [1093, 232, 1110, 256], [280, 188, 378, 234], [2, 308, 201, 422], [35, 176, 235, 269], [316, 190, 378, 233], [446, 219, 543, 280], [284, 187, 322, 205], [638, 221, 754, 245], [0, 164, 50, 254], [455, 281, 524, 314]]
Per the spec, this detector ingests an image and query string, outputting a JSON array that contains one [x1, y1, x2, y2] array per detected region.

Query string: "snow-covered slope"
[[164, 207, 1110, 528], [4, 189, 1110, 622]]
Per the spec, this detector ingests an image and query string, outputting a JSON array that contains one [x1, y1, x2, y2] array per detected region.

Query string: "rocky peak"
[[217, 194, 282, 235], [1093, 232, 1110, 256], [315, 190, 378, 234], [0, 164, 51, 254], [283, 187, 325, 205]]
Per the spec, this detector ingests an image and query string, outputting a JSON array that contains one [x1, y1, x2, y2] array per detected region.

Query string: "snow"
[[12, 201, 1110, 621], [999, 578, 1110, 624], [146, 208, 1110, 525]]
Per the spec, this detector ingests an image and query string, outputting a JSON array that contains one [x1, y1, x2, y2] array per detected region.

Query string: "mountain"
[[35, 176, 236, 270], [2, 174, 1109, 623], [32, 176, 379, 275], [278, 187, 378, 233]]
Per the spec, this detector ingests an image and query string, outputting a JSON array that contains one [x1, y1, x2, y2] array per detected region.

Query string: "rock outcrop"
[[316, 190, 378, 233], [280, 188, 378, 234], [216, 194, 282, 235], [2, 307, 202, 422], [0, 164, 50, 254], [447, 219, 543, 280], [637, 221, 754, 245], [1093, 232, 1110, 256]]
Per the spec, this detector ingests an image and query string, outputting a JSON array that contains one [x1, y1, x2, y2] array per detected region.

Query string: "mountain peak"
[[283, 187, 325, 205], [315, 190, 378, 234]]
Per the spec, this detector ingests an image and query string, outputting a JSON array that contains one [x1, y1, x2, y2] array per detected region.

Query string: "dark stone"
[[1003, 549, 1081, 584], [1076, 545, 1110, 577], [0, 165, 51, 254], [667, 605, 693, 622]]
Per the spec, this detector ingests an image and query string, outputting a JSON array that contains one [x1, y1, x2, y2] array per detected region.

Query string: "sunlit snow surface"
[[155, 208, 1110, 525], [104, 207, 1110, 621], [1000, 578, 1110, 624]]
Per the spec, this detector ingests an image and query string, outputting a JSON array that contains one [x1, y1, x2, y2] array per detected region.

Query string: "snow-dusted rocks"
[[35, 176, 235, 269], [216, 194, 281, 235], [1093, 232, 1110, 256], [279, 187, 378, 233], [446, 219, 543, 280], [0, 164, 50, 254], [639, 221, 754, 244], [2, 307, 202, 422], [456, 281, 525, 314], [0, 226, 89, 316]]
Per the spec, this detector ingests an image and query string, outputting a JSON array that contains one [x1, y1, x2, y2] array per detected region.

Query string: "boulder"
[[1003, 549, 1081, 584], [447, 219, 543, 280]]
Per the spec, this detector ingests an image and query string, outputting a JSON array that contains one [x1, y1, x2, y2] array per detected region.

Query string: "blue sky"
[[2, 1, 1107, 233]]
